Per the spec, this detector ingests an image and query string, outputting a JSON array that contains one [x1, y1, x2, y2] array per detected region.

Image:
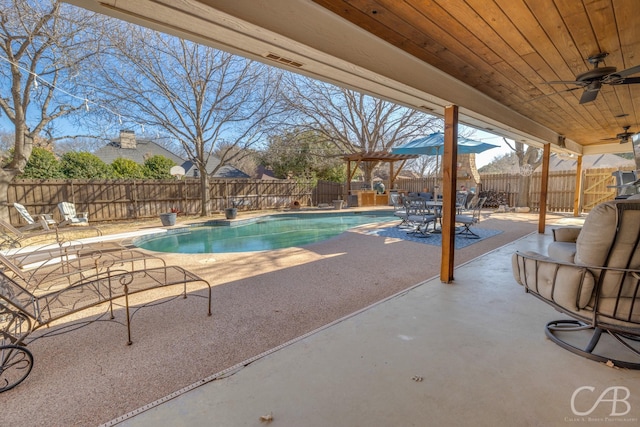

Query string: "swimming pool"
[[133, 211, 396, 254]]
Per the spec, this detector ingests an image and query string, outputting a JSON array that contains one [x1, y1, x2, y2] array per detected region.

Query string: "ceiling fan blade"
[[613, 64, 640, 78], [618, 77, 640, 84], [579, 88, 599, 104]]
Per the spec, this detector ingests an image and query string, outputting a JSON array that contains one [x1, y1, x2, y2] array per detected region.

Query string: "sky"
[[469, 130, 512, 168]]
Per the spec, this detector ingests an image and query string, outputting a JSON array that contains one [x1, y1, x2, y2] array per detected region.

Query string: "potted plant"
[[225, 200, 239, 220], [159, 207, 180, 226], [290, 200, 301, 210]]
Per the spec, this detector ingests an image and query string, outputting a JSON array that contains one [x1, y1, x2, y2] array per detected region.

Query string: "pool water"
[[134, 211, 396, 253]]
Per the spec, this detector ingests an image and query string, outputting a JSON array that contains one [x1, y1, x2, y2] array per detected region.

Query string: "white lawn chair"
[[12, 203, 57, 231], [57, 202, 90, 227]]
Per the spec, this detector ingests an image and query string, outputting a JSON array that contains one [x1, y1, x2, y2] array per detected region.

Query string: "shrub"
[[18, 147, 64, 179], [60, 151, 113, 179], [111, 158, 145, 179], [143, 155, 176, 179]]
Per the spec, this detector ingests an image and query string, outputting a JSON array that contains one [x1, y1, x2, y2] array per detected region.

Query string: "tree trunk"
[[516, 174, 531, 207], [0, 169, 19, 222], [362, 163, 374, 188], [199, 172, 209, 216]]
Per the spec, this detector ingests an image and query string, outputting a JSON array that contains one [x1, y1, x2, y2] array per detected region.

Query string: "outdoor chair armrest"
[[512, 250, 597, 310], [552, 227, 581, 242]]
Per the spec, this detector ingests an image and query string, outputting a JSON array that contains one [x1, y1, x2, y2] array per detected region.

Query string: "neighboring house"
[[95, 130, 250, 178], [254, 164, 279, 180]]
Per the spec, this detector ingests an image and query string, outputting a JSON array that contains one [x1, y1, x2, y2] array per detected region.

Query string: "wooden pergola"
[[342, 151, 419, 197]]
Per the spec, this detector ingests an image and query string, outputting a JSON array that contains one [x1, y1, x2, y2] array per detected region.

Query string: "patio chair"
[[512, 200, 640, 369], [455, 192, 468, 214], [454, 197, 486, 238], [57, 202, 90, 227], [0, 219, 64, 250], [405, 196, 438, 236], [390, 193, 411, 227], [0, 261, 212, 392], [0, 218, 102, 250], [12, 203, 57, 231], [1, 238, 132, 270], [0, 242, 167, 293]]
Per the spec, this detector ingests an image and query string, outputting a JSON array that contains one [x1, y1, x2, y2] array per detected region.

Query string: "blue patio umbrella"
[[391, 132, 500, 174]]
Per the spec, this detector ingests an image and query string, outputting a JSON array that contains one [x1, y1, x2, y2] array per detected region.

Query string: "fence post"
[[70, 180, 75, 204], [132, 180, 139, 219]]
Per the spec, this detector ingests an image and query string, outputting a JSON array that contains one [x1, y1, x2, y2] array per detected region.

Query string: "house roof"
[[95, 134, 250, 179], [254, 165, 279, 180], [95, 139, 186, 167]]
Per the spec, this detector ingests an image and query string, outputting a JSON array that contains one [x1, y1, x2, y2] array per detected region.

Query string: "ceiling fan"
[[544, 53, 640, 104], [601, 126, 635, 144]]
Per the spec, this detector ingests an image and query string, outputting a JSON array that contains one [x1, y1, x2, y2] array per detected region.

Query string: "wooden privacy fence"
[[385, 166, 632, 213], [8, 178, 313, 225], [5, 166, 632, 225], [313, 180, 344, 205]]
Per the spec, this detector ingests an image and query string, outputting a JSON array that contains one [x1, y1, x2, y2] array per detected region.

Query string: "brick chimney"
[[119, 129, 136, 149]]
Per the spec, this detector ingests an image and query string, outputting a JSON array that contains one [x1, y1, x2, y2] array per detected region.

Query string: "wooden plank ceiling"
[[311, 0, 640, 149]]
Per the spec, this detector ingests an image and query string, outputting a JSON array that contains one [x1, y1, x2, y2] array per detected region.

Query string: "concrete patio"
[[107, 226, 640, 426]]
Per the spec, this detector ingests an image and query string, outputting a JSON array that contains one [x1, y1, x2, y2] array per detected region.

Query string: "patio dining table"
[[424, 200, 443, 233]]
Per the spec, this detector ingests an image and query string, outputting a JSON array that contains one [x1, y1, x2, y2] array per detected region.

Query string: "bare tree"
[[0, 0, 104, 219], [213, 141, 259, 178], [408, 155, 439, 178], [281, 76, 439, 185], [503, 138, 542, 207], [95, 24, 285, 215]]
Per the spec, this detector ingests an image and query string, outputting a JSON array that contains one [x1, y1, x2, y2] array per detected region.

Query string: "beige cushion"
[[512, 252, 595, 310], [552, 227, 581, 242], [574, 201, 619, 266], [548, 241, 576, 263], [574, 201, 640, 300]]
